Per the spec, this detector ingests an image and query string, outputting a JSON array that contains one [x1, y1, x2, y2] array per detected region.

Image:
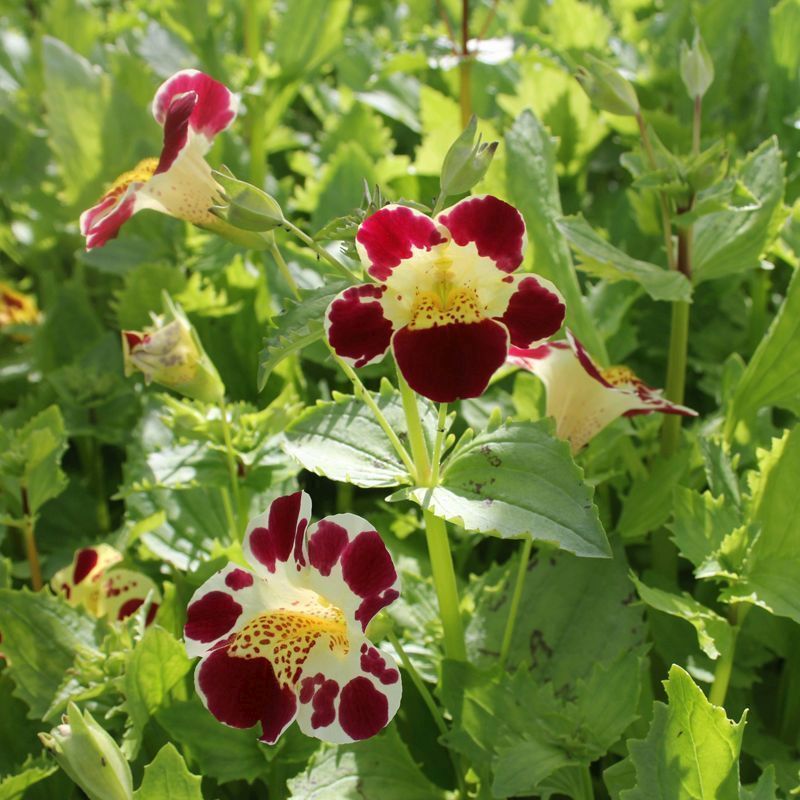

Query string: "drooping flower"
[[52, 544, 160, 625], [122, 294, 225, 403], [80, 69, 260, 250], [0, 282, 40, 329], [184, 491, 402, 745], [325, 195, 565, 403], [508, 330, 697, 452]]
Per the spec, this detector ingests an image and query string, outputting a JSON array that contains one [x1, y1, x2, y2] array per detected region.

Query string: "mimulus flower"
[[80, 69, 259, 250], [0, 282, 40, 329], [325, 195, 566, 403], [184, 491, 402, 745], [508, 330, 697, 452], [52, 544, 160, 625]]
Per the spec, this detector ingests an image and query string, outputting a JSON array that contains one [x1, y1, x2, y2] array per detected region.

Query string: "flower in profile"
[[508, 330, 697, 452], [325, 195, 565, 402], [52, 544, 159, 625], [122, 294, 224, 403], [184, 491, 402, 744], [0, 282, 40, 330], [80, 69, 260, 250]]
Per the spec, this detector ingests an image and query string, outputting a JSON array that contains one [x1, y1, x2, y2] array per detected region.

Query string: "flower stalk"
[[282, 219, 360, 283], [459, 0, 473, 128], [499, 537, 533, 668], [218, 400, 243, 540], [270, 240, 301, 300], [708, 603, 749, 707]]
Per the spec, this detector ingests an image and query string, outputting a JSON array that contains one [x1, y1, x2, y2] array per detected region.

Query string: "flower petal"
[[295, 635, 401, 743], [154, 89, 197, 174], [355, 204, 447, 281], [194, 641, 297, 744], [496, 275, 565, 347], [325, 285, 394, 368], [152, 69, 238, 141], [100, 568, 160, 625], [302, 515, 399, 631], [392, 318, 509, 402], [184, 564, 263, 659], [437, 195, 526, 273], [566, 330, 610, 386], [51, 544, 123, 609], [80, 189, 139, 250], [243, 491, 313, 578]]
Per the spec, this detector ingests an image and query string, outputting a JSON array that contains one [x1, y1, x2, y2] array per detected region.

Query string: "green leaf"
[[726, 267, 800, 432], [133, 744, 202, 800], [693, 138, 786, 284], [286, 725, 447, 799], [556, 215, 692, 302], [630, 575, 733, 660], [740, 766, 779, 800], [123, 626, 192, 759], [398, 419, 610, 558], [619, 665, 746, 800], [504, 110, 607, 360], [21, 406, 68, 517], [257, 282, 350, 391], [0, 589, 103, 718], [0, 757, 57, 800]]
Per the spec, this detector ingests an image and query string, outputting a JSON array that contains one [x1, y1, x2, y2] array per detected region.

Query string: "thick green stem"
[[499, 537, 533, 668], [270, 240, 301, 300], [459, 0, 472, 128], [429, 404, 448, 487], [21, 488, 42, 591], [282, 220, 360, 283], [218, 400, 243, 538], [219, 486, 237, 544], [659, 298, 690, 457], [708, 603, 749, 707], [244, 0, 266, 187]]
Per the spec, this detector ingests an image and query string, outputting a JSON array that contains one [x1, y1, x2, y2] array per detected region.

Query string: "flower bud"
[[39, 702, 133, 800], [122, 294, 225, 403], [576, 55, 639, 116], [440, 115, 499, 197], [680, 31, 714, 100], [212, 167, 285, 232]]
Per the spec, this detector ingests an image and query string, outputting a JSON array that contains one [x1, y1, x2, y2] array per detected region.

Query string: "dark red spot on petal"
[[496, 276, 565, 348], [341, 530, 396, 599], [338, 676, 389, 740], [185, 590, 242, 643], [145, 602, 159, 627], [249, 493, 307, 573], [308, 520, 350, 577], [311, 679, 339, 729], [326, 285, 394, 368], [355, 589, 400, 631], [225, 568, 254, 590], [73, 548, 99, 585], [155, 91, 196, 174], [360, 646, 400, 685], [118, 598, 144, 620]]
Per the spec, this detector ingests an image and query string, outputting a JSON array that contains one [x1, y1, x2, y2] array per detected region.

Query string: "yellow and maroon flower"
[[184, 491, 401, 745], [324, 195, 566, 402], [80, 69, 241, 250], [0, 282, 40, 328], [508, 330, 698, 452], [51, 544, 160, 625]]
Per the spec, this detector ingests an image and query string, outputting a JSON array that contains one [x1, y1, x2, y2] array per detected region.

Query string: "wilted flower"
[[52, 544, 159, 625], [325, 195, 565, 402], [122, 294, 224, 403], [0, 282, 40, 329], [39, 702, 133, 800], [184, 491, 402, 744], [508, 330, 697, 452], [80, 69, 261, 250]]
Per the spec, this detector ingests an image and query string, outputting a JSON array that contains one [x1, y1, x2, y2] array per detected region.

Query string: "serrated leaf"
[[133, 744, 202, 800], [400, 419, 610, 558], [0, 756, 57, 800], [619, 665, 745, 800], [556, 215, 692, 302], [258, 282, 350, 390]]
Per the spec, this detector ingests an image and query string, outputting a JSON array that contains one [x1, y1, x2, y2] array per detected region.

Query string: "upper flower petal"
[[393, 318, 510, 403], [355, 204, 447, 281], [437, 194, 526, 273], [100, 568, 160, 625], [151, 69, 238, 142], [51, 545, 123, 612], [495, 274, 565, 347], [325, 285, 395, 368]]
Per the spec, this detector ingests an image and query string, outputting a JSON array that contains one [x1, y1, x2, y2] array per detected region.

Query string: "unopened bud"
[[440, 116, 499, 197], [39, 702, 133, 800], [576, 55, 639, 116], [680, 31, 714, 100], [212, 167, 284, 232]]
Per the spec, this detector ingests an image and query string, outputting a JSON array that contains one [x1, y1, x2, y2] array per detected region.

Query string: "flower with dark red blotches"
[[51, 544, 160, 625], [324, 195, 566, 403], [508, 330, 698, 452], [184, 491, 402, 745], [0, 283, 40, 330], [80, 70, 260, 250]]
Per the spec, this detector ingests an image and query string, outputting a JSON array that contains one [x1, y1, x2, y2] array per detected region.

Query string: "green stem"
[[659, 298, 690, 457], [458, 0, 472, 129], [708, 603, 749, 707], [270, 240, 301, 300], [218, 400, 243, 538], [21, 488, 42, 591], [336, 482, 354, 515], [282, 220, 360, 283], [499, 537, 533, 668], [692, 95, 702, 155], [219, 487, 237, 544], [244, 0, 266, 187], [429, 404, 448, 487], [431, 192, 447, 216], [333, 352, 416, 478]]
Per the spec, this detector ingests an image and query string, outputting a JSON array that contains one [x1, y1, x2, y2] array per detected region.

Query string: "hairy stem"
[[499, 537, 533, 668], [282, 220, 360, 283]]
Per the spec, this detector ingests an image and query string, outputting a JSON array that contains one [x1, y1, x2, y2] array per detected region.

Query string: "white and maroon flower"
[[325, 195, 566, 403], [184, 491, 402, 745], [51, 544, 160, 625], [80, 69, 247, 250], [508, 330, 698, 452]]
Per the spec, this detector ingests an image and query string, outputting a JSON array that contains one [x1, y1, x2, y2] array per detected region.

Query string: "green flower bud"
[[440, 115, 499, 197], [212, 167, 285, 232], [39, 702, 133, 800], [680, 31, 714, 100], [576, 55, 639, 117], [122, 293, 225, 404]]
